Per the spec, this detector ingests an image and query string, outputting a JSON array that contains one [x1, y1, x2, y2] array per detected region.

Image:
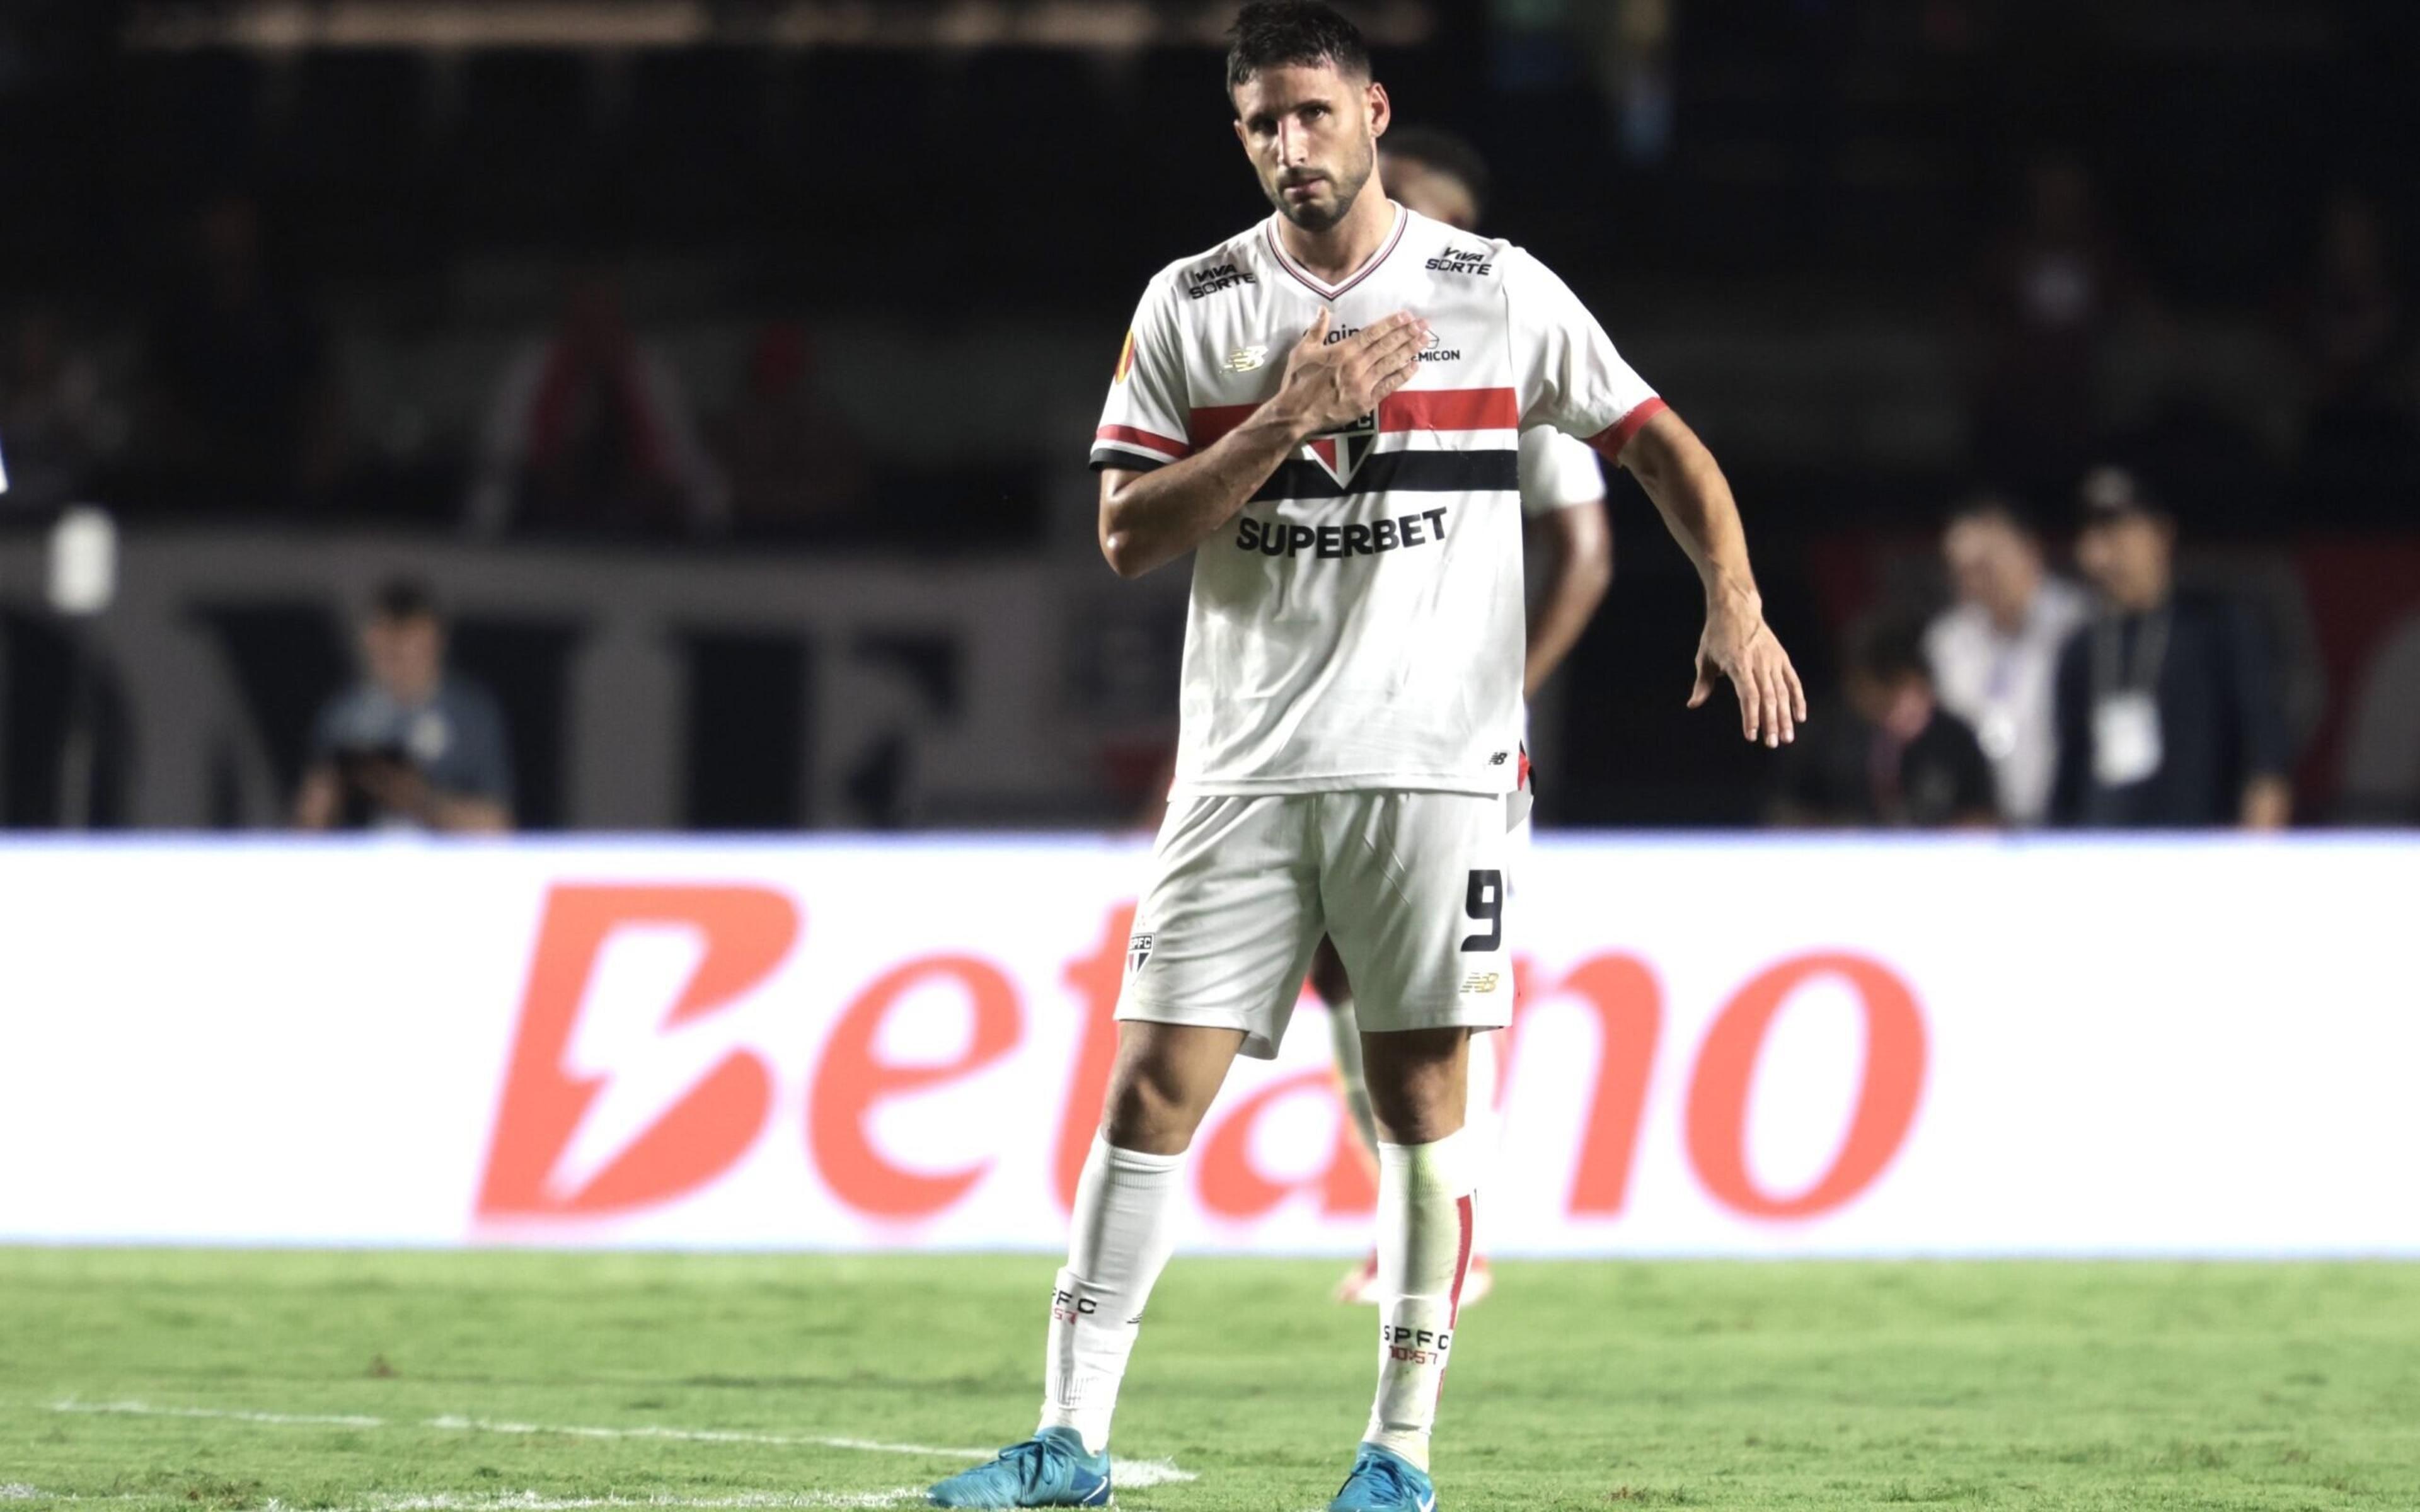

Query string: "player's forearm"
[[292, 769, 339, 831], [1622, 410, 1760, 616], [1523, 506, 1612, 697], [1099, 404, 1310, 579], [429, 793, 513, 834], [1524, 586, 1604, 698], [2240, 776, 2292, 831]]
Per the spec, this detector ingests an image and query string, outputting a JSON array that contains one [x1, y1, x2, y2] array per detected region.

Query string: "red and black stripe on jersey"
[[1089, 387, 1535, 480]]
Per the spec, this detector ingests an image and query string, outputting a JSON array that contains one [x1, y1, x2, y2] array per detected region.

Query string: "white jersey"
[[1092, 203, 1661, 796], [1518, 427, 1607, 518]]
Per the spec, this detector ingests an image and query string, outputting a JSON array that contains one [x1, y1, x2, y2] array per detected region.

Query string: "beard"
[[1265, 138, 1374, 232]]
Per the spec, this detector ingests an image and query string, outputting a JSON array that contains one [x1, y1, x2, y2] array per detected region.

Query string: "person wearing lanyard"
[[2048, 466, 2293, 829], [1925, 498, 2089, 825]]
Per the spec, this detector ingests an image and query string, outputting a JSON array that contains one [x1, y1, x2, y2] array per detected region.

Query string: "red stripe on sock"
[[1435, 1191, 1475, 1411], [1448, 1191, 1475, 1326]]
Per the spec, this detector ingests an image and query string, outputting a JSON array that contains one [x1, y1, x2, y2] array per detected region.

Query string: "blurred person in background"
[[1317, 124, 1616, 1309], [714, 321, 872, 536], [1773, 610, 1997, 829], [2336, 609, 2420, 825], [2285, 190, 2412, 424], [0, 304, 114, 513], [2281, 188, 2416, 518], [1968, 154, 2143, 499], [294, 578, 512, 833], [2049, 467, 2292, 830], [142, 193, 345, 513], [1923, 496, 2088, 825], [467, 265, 727, 539]]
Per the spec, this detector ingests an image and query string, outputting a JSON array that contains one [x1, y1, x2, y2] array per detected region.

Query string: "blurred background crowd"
[[0, 0, 2415, 833]]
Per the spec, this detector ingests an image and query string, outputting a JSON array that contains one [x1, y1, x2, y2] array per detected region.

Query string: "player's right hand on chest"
[[1276, 308, 1429, 438]]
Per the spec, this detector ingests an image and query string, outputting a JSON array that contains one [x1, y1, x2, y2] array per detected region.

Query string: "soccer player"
[[1321, 124, 1615, 1311], [929, 6, 1803, 1509]]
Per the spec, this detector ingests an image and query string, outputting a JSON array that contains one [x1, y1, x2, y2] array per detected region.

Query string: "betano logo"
[[476, 884, 1929, 1230], [476, 886, 795, 1220]]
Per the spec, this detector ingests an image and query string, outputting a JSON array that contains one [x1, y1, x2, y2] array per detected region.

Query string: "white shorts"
[[1118, 789, 1525, 1060]]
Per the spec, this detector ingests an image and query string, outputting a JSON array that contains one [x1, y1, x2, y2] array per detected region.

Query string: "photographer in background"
[[293, 579, 513, 833]]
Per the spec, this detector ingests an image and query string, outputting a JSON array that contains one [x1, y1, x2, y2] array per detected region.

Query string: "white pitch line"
[[55, 1400, 383, 1428], [1103, 1460, 1196, 1489], [47, 1401, 1197, 1486], [0, 1490, 928, 1511], [356, 1491, 926, 1511], [427, 1417, 989, 1462]]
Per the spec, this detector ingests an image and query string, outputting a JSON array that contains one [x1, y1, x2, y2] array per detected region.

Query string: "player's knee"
[[1363, 1028, 1469, 1145], [1368, 1089, 1464, 1147], [1102, 1066, 1211, 1155]]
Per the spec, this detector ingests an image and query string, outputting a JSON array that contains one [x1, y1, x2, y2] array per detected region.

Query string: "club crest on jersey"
[[1305, 411, 1379, 486], [1126, 932, 1156, 976]]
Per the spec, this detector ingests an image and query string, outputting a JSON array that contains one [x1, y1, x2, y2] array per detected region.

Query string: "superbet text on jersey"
[[1092, 204, 1663, 796]]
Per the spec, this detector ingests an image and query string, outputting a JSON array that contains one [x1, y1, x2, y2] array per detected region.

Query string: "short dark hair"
[[1379, 127, 1490, 217], [1226, 1, 1371, 96], [2077, 462, 2170, 525], [1847, 611, 1932, 687], [370, 576, 440, 624], [1943, 491, 2037, 537]]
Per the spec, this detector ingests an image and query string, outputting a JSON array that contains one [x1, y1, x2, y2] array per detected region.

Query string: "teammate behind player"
[[1322, 125, 1615, 1309], [930, 7, 1802, 1509]]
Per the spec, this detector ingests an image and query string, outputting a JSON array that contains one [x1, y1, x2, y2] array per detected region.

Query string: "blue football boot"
[[928, 1426, 1112, 1508], [1327, 1443, 1436, 1512]]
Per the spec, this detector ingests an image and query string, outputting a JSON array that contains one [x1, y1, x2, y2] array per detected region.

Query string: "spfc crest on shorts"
[[1305, 410, 1378, 487], [1126, 932, 1156, 976]]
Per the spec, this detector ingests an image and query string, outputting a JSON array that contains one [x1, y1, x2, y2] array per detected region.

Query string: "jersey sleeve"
[[1516, 428, 1608, 518], [1090, 277, 1194, 473], [1502, 248, 1666, 460]]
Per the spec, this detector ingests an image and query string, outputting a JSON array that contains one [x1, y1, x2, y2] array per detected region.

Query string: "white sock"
[[1039, 1135, 1184, 1455], [1327, 994, 1380, 1162], [1365, 1130, 1475, 1470], [1462, 1029, 1501, 1256]]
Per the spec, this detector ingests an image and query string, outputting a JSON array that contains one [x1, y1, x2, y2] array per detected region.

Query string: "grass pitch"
[[3, 1250, 2416, 1511]]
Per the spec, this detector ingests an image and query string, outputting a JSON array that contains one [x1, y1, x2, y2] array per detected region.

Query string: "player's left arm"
[[1524, 498, 1611, 699], [1615, 407, 1806, 747], [1507, 248, 1803, 745]]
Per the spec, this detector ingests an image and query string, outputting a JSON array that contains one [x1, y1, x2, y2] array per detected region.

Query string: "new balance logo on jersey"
[[1224, 345, 1269, 372], [1236, 507, 1450, 561], [1185, 262, 1257, 299]]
